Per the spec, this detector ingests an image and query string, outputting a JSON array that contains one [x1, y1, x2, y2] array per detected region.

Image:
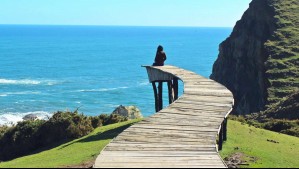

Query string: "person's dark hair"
[[157, 45, 163, 54], [153, 45, 166, 66]]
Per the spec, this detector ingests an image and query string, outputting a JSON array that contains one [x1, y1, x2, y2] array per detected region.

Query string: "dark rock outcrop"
[[112, 105, 143, 119], [211, 0, 299, 116], [23, 114, 38, 121]]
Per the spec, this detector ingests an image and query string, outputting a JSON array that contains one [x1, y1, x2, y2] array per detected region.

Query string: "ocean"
[[0, 25, 231, 125]]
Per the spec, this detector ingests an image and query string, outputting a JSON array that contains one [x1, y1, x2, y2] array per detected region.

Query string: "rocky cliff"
[[211, 0, 299, 117]]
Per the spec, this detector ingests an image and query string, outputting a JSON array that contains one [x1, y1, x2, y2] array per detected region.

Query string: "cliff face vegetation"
[[264, 0, 299, 107], [211, 0, 299, 119]]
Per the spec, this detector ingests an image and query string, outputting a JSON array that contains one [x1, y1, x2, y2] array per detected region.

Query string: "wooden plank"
[[168, 104, 232, 112], [104, 147, 217, 152], [112, 139, 215, 145], [184, 92, 233, 97], [116, 135, 217, 143], [97, 161, 225, 165], [129, 125, 220, 132], [96, 156, 222, 161], [117, 133, 216, 141], [97, 162, 225, 165], [96, 164, 226, 169], [100, 151, 220, 156], [174, 100, 232, 107], [95, 159, 225, 166], [136, 122, 221, 129], [116, 131, 217, 139], [124, 125, 219, 133], [107, 143, 216, 147], [157, 108, 228, 114], [155, 110, 228, 117], [179, 96, 233, 103], [96, 160, 224, 165]]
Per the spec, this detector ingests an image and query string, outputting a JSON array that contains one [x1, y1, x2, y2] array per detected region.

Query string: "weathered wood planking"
[[94, 65, 234, 168]]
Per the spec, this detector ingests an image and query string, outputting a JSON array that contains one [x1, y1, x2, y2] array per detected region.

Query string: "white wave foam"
[[0, 91, 41, 97], [77, 87, 129, 92], [105, 104, 121, 108], [139, 81, 150, 86], [0, 79, 41, 85], [0, 111, 53, 126], [0, 78, 59, 86]]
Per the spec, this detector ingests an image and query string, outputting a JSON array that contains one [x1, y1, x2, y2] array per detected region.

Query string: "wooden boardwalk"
[[94, 65, 234, 168]]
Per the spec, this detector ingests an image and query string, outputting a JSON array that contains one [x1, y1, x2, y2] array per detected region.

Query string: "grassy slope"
[[0, 119, 140, 168], [265, 0, 299, 106], [1, 119, 299, 168], [220, 120, 299, 168]]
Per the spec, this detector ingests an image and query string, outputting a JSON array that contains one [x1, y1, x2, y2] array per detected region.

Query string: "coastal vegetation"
[[230, 114, 299, 137], [0, 110, 128, 161], [0, 120, 140, 168], [221, 120, 299, 168]]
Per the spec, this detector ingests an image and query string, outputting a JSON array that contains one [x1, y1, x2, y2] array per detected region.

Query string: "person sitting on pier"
[[153, 45, 167, 66]]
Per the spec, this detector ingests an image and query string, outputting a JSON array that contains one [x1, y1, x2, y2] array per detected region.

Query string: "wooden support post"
[[152, 82, 159, 113], [158, 82, 163, 111], [167, 81, 174, 104], [173, 78, 179, 101], [218, 122, 224, 151], [223, 118, 228, 141]]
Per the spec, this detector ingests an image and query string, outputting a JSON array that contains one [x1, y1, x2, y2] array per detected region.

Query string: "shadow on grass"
[[59, 123, 133, 150]]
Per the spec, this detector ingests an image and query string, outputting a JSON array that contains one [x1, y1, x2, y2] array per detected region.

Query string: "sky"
[[0, 0, 252, 27]]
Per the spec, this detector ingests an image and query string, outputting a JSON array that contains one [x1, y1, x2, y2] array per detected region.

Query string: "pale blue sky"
[[0, 0, 252, 27]]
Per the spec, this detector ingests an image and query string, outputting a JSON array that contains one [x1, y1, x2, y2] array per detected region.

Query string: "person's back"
[[153, 45, 167, 66]]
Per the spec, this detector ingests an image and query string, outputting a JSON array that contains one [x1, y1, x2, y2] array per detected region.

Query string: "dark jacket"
[[154, 51, 167, 66]]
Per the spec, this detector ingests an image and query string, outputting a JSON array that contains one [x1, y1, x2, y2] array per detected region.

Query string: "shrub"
[[103, 114, 128, 125], [0, 126, 9, 138], [230, 115, 299, 137], [0, 110, 128, 161], [281, 127, 299, 137], [90, 116, 103, 129], [228, 115, 246, 123], [264, 119, 295, 132], [0, 120, 46, 161]]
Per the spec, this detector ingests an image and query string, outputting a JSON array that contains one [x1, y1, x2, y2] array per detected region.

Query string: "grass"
[[220, 120, 299, 168], [264, 0, 299, 107], [0, 119, 141, 168]]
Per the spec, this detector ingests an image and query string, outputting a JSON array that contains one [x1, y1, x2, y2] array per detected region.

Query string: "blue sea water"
[[0, 25, 231, 125]]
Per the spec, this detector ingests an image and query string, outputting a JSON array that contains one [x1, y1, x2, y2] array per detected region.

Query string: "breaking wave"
[[0, 91, 41, 97], [0, 111, 53, 126], [77, 87, 129, 93], [0, 78, 59, 86]]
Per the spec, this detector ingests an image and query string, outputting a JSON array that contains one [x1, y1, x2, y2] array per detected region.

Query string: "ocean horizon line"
[[0, 24, 233, 29]]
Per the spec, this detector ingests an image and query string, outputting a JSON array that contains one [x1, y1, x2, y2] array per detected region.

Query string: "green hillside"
[[265, 0, 299, 106], [0, 120, 140, 168], [221, 120, 299, 168]]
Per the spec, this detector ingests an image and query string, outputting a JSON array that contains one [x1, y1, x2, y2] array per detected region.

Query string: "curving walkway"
[[94, 65, 234, 168]]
